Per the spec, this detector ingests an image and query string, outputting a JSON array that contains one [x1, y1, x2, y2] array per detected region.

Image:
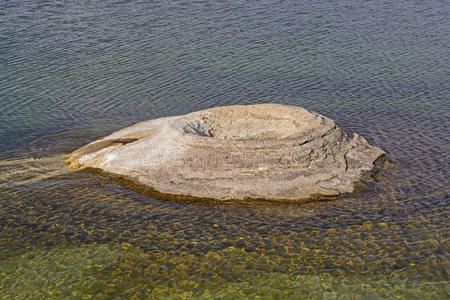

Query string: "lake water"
[[0, 0, 449, 298]]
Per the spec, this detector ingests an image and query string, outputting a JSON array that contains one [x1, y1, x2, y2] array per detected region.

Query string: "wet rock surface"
[[67, 104, 385, 202]]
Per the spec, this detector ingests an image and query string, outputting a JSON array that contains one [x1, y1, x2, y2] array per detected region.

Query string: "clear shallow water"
[[0, 0, 449, 298]]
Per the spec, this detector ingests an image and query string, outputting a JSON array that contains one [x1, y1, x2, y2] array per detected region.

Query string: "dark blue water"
[[0, 0, 448, 298]]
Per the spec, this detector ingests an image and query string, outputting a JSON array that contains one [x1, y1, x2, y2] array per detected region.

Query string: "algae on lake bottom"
[[0, 243, 447, 299]]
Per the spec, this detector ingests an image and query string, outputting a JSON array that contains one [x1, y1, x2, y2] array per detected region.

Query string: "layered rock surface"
[[67, 104, 385, 202]]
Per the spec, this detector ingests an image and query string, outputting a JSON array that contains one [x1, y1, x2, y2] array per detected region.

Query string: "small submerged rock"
[[67, 104, 385, 203]]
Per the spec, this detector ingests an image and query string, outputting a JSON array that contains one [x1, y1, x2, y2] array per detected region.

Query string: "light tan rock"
[[67, 104, 385, 203]]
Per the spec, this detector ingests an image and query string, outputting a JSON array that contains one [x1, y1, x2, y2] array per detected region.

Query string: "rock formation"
[[67, 104, 385, 203]]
